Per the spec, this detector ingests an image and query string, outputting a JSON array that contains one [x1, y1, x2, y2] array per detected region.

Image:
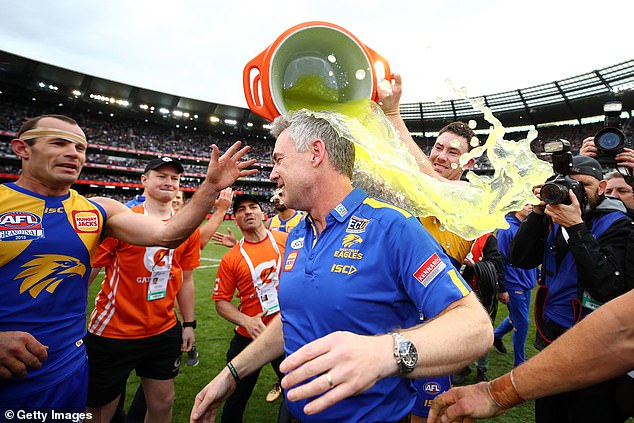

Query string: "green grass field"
[[86, 220, 625, 422]]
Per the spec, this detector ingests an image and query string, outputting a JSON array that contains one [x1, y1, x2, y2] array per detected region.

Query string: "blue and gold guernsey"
[[267, 210, 305, 233], [0, 183, 106, 400], [279, 188, 471, 423]]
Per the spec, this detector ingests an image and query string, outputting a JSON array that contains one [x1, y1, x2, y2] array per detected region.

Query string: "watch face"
[[399, 342, 418, 371]]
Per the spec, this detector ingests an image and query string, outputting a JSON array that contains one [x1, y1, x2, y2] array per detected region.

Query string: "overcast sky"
[[1, 0, 632, 109]]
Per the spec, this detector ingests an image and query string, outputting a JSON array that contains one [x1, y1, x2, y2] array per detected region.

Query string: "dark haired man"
[[212, 193, 288, 423], [0, 114, 255, 416]]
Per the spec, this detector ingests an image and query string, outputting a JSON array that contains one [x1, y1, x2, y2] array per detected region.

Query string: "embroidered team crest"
[[16, 254, 87, 298], [341, 234, 363, 248], [72, 210, 100, 233]]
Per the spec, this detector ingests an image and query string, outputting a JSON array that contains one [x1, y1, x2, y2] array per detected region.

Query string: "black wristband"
[[183, 320, 197, 329], [227, 362, 241, 384]]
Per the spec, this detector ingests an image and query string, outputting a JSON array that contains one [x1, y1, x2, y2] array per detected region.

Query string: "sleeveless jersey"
[[0, 183, 106, 399], [267, 210, 305, 233]]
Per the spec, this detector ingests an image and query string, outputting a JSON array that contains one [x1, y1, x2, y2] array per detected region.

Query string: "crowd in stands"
[[1, 97, 630, 210]]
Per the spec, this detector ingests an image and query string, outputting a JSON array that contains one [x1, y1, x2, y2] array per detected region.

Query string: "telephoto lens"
[[594, 127, 626, 154]]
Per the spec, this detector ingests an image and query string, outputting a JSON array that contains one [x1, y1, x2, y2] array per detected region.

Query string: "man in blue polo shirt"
[[191, 110, 493, 423]]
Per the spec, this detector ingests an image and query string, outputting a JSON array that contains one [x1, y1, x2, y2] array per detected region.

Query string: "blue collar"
[[328, 188, 367, 223]]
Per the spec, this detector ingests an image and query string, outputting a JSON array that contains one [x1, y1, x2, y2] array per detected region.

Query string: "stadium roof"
[[1, 50, 632, 136]]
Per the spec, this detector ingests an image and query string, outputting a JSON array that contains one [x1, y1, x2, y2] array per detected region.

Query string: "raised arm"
[[96, 142, 256, 248], [428, 288, 634, 422], [378, 73, 443, 180], [199, 188, 233, 249]]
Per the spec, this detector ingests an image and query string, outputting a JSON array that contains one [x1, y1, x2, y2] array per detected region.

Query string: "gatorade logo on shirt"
[[413, 253, 446, 287]]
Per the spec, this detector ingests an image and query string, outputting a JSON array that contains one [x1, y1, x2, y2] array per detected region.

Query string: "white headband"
[[19, 128, 87, 146]]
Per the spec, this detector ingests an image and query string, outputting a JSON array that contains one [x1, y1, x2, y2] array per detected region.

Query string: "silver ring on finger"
[[324, 372, 334, 389]]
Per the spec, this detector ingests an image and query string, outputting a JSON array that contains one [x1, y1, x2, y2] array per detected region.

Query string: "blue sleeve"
[[496, 227, 512, 259], [394, 215, 471, 319]]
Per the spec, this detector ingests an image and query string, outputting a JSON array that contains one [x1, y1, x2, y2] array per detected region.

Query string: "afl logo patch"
[[423, 382, 441, 394], [0, 211, 43, 241], [0, 211, 41, 229], [72, 210, 100, 233]]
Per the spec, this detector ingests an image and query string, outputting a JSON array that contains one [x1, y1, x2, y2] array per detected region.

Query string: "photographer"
[[510, 155, 632, 423], [581, 136, 634, 211]]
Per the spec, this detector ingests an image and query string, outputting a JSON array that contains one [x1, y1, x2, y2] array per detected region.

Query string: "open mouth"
[[58, 163, 78, 172]]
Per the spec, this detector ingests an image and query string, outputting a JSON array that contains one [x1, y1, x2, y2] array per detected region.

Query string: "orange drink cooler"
[[243, 21, 391, 121]]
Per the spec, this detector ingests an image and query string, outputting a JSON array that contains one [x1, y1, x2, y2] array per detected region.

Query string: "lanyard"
[[239, 230, 282, 288], [143, 202, 175, 271]]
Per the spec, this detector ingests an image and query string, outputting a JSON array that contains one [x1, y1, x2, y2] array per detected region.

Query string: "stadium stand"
[[0, 49, 632, 212]]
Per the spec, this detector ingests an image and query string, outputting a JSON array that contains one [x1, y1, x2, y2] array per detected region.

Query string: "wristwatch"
[[391, 332, 418, 373], [183, 320, 197, 329]]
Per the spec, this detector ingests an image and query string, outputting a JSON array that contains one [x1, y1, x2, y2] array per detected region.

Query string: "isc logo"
[[330, 264, 357, 275]]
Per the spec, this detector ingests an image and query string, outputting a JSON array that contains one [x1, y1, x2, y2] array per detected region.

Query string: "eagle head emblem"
[[16, 254, 87, 298]]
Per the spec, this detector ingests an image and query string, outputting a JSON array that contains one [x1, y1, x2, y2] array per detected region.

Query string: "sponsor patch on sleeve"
[[413, 253, 446, 287]]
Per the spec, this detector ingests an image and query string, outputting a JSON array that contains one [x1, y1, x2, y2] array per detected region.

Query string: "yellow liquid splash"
[[282, 76, 552, 239]]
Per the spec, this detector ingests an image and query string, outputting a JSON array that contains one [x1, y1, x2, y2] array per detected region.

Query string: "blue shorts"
[[0, 360, 89, 422], [411, 376, 452, 417]]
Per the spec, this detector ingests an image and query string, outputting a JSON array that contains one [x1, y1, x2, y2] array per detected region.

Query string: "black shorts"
[[85, 323, 182, 407]]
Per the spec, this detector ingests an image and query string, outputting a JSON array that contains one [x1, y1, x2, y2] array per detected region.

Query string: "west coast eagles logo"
[[15, 254, 87, 298], [341, 234, 362, 248], [333, 234, 364, 260]]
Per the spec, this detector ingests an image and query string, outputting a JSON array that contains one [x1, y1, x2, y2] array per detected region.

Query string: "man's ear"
[[310, 139, 327, 167], [11, 138, 30, 159], [140, 173, 148, 186], [598, 179, 608, 195]]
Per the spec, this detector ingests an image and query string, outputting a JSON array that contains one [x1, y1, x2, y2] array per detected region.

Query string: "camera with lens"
[[594, 101, 628, 168], [539, 139, 586, 209]]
